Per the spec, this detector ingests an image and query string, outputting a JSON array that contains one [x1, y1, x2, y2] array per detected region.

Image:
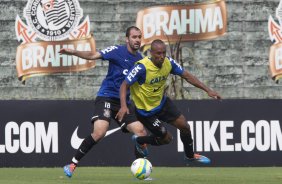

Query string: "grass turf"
[[0, 167, 281, 184]]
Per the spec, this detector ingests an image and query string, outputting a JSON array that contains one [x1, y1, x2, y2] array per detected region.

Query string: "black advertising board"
[[0, 100, 281, 167]]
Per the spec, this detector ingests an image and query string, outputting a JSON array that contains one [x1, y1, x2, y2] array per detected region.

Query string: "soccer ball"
[[130, 158, 152, 180]]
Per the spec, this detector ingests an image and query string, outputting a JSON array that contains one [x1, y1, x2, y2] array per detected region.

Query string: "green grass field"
[[0, 167, 281, 184]]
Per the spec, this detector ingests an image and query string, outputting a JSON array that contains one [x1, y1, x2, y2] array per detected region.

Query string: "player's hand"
[[207, 90, 222, 100], [115, 106, 129, 122], [58, 48, 75, 55]]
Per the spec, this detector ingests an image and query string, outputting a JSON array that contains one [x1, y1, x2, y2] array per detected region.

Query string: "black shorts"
[[91, 96, 138, 132], [135, 97, 181, 137]]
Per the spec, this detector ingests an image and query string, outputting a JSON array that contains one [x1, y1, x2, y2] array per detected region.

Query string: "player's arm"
[[169, 57, 221, 100], [59, 48, 102, 60], [181, 70, 222, 100], [116, 64, 146, 121], [116, 80, 131, 122]]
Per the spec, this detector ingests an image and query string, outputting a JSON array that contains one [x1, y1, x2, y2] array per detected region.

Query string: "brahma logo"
[[268, 0, 282, 82], [15, 0, 96, 83], [136, 0, 227, 46]]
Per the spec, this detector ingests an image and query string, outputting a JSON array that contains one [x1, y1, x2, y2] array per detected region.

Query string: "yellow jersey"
[[125, 56, 184, 116]]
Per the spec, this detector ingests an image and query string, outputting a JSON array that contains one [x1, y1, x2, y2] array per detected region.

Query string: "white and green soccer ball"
[[130, 158, 152, 180]]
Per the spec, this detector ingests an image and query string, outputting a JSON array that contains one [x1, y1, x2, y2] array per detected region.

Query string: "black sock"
[[137, 135, 161, 146], [180, 132, 194, 158], [72, 135, 96, 164]]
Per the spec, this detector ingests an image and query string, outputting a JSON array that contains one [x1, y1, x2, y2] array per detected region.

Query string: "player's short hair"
[[151, 39, 165, 50], [126, 26, 141, 37]]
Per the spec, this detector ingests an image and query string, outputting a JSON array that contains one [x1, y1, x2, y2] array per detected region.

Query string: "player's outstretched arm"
[[116, 81, 130, 122], [58, 48, 102, 60], [181, 70, 222, 100]]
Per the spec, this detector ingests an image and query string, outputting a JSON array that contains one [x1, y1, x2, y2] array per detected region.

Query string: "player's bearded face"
[[128, 30, 142, 50]]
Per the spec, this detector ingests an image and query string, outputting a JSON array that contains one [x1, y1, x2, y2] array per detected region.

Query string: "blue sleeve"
[[168, 57, 184, 76], [99, 45, 119, 60], [125, 64, 146, 85]]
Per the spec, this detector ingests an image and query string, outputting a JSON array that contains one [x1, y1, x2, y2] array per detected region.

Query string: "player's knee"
[[133, 128, 147, 136], [137, 128, 147, 136], [179, 126, 191, 135], [127, 121, 147, 136], [157, 132, 173, 145], [177, 117, 191, 134], [157, 136, 172, 145], [91, 133, 104, 142], [91, 130, 106, 142]]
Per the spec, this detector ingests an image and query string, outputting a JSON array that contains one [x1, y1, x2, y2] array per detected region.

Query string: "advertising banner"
[[268, 0, 282, 82], [136, 0, 227, 46], [15, 0, 96, 83], [0, 100, 281, 167]]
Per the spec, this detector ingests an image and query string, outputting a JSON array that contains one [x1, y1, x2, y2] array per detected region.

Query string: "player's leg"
[[113, 103, 149, 158], [133, 98, 176, 146], [74, 119, 111, 163], [126, 120, 147, 136], [64, 119, 109, 177], [133, 112, 173, 146], [75, 119, 109, 163], [170, 114, 194, 158], [124, 104, 147, 136], [163, 98, 210, 164], [155, 98, 194, 157], [170, 114, 210, 164], [126, 121, 149, 158], [64, 97, 112, 177]]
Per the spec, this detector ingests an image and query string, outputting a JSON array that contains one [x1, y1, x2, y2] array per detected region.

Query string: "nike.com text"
[[177, 120, 282, 152]]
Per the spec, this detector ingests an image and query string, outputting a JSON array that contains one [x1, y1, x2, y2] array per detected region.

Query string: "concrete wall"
[[0, 0, 281, 99]]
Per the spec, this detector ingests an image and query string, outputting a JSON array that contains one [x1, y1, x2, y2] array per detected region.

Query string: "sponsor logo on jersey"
[[150, 76, 166, 84], [268, 0, 282, 82], [169, 57, 182, 70], [153, 86, 161, 92], [127, 65, 142, 82], [15, 0, 96, 83], [123, 69, 129, 75], [100, 46, 118, 54]]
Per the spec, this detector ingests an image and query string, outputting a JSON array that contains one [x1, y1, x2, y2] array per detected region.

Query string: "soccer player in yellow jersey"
[[116, 39, 222, 164]]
